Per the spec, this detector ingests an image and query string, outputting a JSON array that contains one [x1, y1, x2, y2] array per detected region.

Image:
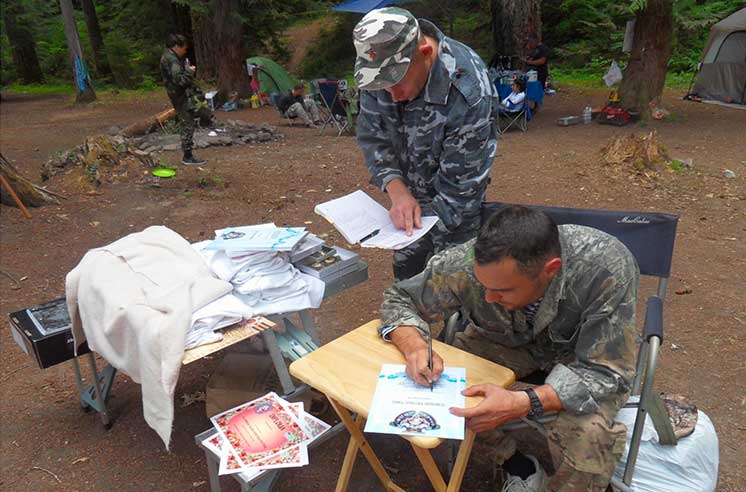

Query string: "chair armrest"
[[643, 295, 663, 342]]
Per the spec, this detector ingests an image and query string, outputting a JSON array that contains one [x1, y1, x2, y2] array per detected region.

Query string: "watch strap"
[[523, 388, 544, 419]]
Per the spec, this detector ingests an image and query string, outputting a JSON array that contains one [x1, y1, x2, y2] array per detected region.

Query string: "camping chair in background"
[[268, 92, 303, 127], [443, 203, 681, 492], [316, 79, 357, 136], [497, 101, 531, 133]]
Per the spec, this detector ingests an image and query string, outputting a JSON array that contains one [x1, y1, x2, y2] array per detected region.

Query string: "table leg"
[[445, 429, 476, 492], [298, 310, 320, 346], [336, 415, 362, 492], [328, 398, 405, 492], [261, 328, 296, 395], [411, 444, 447, 492]]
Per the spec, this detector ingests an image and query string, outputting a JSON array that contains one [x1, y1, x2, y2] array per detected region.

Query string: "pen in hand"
[[428, 332, 433, 392]]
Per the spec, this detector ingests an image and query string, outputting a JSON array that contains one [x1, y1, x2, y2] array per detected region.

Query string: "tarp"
[[246, 56, 296, 95], [691, 8, 746, 105], [332, 0, 414, 14]]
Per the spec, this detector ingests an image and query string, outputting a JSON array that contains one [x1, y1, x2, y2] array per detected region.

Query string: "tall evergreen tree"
[[80, 0, 113, 78], [59, 0, 96, 102], [490, 0, 542, 61], [3, 0, 45, 84], [620, 0, 674, 113]]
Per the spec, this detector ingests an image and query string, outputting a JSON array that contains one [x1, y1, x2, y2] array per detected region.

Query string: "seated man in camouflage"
[[380, 205, 638, 492], [276, 83, 322, 128]]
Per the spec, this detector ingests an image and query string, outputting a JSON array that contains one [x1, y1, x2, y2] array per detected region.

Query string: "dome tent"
[[691, 7, 746, 106]]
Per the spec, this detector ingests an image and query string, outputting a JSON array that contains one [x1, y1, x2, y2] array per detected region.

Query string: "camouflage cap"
[[353, 7, 420, 91]]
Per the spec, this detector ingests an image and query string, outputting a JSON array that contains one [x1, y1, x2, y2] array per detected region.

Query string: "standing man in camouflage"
[[160, 34, 211, 166], [380, 205, 639, 491], [353, 8, 498, 281]]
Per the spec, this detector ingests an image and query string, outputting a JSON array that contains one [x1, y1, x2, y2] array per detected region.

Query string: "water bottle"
[[583, 106, 592, 124]]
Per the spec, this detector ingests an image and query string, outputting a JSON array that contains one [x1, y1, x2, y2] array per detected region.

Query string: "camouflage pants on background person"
[[175, 100, 214, 156], [392, 216, 481, 281], [454, 325, 628, 492], [285, 100, 321, 126]]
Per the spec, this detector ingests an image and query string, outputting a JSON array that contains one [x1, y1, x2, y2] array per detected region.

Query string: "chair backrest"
[[481, 202, 679, 282], [268, 92, 289, 118], [317, 79, 348, 118]]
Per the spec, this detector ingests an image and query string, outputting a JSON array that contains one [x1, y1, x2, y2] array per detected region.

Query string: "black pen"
[[428, 332, 433, 392], [360, 229, 380, 244]]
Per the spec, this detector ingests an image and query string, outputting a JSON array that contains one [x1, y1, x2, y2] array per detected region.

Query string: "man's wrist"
[[389, 325, 427, 354]]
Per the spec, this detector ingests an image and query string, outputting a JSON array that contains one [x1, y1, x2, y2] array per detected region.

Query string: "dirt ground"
[[1, 87, 744, 492]]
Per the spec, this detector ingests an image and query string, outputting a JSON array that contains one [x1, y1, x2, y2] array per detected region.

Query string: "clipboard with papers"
[[314, 190, 439, 250]]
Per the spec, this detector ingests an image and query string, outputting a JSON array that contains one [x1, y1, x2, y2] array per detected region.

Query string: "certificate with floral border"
[[211, 392, 311, 468], [203, 434, 261, 480]]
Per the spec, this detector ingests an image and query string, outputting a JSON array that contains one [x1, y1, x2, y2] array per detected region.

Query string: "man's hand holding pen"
[[390, 326, 444, 387]]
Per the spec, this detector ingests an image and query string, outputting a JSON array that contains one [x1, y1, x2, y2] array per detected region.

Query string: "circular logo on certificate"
[[390, 411, 440, 433]]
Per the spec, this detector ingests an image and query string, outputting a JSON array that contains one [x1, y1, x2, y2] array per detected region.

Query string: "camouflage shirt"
[[356, 19, 498, 235], [160, 48, 196, 106], [380, 225, 640, 415]]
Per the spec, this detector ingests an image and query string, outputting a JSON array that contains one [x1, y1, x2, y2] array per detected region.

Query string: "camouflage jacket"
[[160, 48, 196, 106], [380, 225, 640, 415], [356, 19, 498, 235]]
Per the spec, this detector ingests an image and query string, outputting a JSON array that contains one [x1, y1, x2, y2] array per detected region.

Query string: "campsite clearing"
[[0, 87, 744, 491]]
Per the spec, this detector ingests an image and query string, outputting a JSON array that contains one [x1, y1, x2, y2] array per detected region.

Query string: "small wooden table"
[[289, 320, 515, 492]]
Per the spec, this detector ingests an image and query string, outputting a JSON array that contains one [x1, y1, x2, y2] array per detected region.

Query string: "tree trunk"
[[80, 0, 113, 78], [214, 0, 251, 100], [0, 153, 60, 208], [3, 0, 44, 84], [59, 0, 96, 103], [620, 0, 674, 113], [490, 0, 541, 61], [190, 2, 218, 81]]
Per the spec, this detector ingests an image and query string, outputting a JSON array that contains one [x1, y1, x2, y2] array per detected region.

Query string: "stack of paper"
[[205, 392, 331, 478], [205, 224, 308, 253], [314, 190, 439, 250]]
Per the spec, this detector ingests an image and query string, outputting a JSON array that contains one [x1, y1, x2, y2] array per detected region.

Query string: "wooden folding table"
[[289, 320, 515, 492]]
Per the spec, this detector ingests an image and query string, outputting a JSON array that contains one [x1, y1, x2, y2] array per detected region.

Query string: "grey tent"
[[691, 7, 746, 106]]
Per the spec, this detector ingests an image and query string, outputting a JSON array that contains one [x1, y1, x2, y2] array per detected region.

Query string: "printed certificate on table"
[[364, 364, 466, 440]]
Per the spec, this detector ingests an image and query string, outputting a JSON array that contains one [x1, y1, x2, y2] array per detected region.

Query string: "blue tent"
[[332, 0, 415, 14]]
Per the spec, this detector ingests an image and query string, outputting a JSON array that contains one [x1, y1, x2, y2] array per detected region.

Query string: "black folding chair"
[[268, 92, 302, 127], [316, 79, 356, 136], [443, 202, 680, 492]]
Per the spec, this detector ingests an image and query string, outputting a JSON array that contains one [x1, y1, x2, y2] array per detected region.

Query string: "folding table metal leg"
[[203, 448, 222, 492], [71, 355, 117, 429], [261, 328, 296, 395], [85, 352, 114, 428], [298, 310, 320, 345]]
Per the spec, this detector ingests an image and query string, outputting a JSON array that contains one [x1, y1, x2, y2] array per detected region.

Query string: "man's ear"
[[542, 257, 562, 278], [419, 43, 433, 58]]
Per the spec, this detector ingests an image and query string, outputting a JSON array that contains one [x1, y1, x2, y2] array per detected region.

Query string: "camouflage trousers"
[[175, 101, 214, 155], [285, 100, 321, 126], [392, 215, 481, 281], [454, 325, 628, 492]]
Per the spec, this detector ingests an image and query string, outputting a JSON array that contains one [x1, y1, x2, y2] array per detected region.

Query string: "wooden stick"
[[0, 174, 32, 219]]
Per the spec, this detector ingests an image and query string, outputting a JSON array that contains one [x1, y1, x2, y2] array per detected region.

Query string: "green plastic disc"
[[152, 168, 176, 178]]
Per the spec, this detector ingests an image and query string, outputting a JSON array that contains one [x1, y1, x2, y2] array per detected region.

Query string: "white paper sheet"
[[315, 190, 440, 250], [364, 364, 466, 440]]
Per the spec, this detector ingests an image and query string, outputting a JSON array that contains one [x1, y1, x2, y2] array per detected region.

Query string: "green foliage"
[[298, 14, 357, 80], [543, 0, 744, 77]]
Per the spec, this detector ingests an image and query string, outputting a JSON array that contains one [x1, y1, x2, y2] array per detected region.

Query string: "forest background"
[[1, 0, 744, 96]]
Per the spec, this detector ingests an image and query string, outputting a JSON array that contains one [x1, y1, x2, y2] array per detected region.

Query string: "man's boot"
[[182, 151, 207, 166]]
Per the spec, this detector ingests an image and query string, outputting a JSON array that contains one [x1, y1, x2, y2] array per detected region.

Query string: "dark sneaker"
[[182, 154, 207, 166]]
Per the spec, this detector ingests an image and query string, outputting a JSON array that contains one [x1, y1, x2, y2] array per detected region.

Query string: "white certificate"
[[364, 364, 466, 440]]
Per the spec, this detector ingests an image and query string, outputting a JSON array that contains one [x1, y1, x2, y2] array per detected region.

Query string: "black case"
[[8, 297, 89, 369]]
